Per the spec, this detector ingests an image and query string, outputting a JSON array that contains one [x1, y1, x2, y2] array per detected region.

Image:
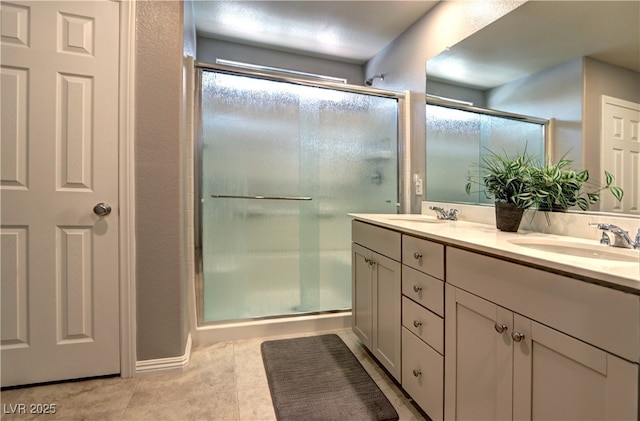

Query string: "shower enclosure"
[[196, 65, 402, 324], [426, 100, 547, 204]]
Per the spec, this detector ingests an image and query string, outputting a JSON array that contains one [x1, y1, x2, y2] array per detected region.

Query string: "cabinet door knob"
[[494, 322, 507, 334], [412, 369, 422, 377], [413, 285, 422, 293], [413, 320, 422, 328], [413, 252, 422, 260], [512, 331, 525, 342]]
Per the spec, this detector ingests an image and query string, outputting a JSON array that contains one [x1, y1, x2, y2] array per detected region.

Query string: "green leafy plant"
[[466, 149, 624, 215], [465, 150, 536, 210], [529, 157, 624, 211]]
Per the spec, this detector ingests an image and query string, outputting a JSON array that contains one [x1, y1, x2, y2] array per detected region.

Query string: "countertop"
[[349, 213, 640, 294]]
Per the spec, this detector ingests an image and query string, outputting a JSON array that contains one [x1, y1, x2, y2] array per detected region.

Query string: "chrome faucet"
[[429, 206, 460, 221], [589, 223, 640, 249]]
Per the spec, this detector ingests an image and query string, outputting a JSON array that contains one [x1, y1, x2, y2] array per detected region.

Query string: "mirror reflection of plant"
[[465, 150, 536, 210], [529, 156, 624, 211]]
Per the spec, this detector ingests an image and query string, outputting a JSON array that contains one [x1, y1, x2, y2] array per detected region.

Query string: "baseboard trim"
[[135, 334, 192, 376]]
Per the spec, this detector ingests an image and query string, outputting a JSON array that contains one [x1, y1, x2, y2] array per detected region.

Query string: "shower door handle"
[[211, 194, 312, 201]]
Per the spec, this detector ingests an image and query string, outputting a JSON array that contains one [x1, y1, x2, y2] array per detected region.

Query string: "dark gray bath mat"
[[260, 334, 399, 421]]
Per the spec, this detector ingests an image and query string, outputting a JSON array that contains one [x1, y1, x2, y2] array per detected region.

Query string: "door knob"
[[93, 203, 112, 216]]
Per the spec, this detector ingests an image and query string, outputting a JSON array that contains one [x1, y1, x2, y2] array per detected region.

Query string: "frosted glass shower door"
[[200, 71, 398, 322], [426, 104, 545, 204]]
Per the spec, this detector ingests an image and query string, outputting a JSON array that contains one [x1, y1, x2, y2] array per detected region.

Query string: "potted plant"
[[529, 157, 624, 212], [465, 150, 536, 232]]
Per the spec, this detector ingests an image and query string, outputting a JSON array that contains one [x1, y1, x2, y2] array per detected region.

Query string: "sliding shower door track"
[[198, 308, 351, 327]]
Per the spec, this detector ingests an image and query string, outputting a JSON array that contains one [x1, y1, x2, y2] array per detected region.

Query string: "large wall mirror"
[[425, 1, 640, 214]]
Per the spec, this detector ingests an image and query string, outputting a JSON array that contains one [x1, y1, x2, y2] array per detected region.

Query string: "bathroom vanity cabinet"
[[400, 235, 445, 421], [445, 248, 639, 420], [350, 215, 640, 421], [352, 220, 446, 420], [351, 220, 402, 381]]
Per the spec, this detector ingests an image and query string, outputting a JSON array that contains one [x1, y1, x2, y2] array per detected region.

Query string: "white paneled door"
[[1, 0, 121, 386], [602, 95, 640, 214]]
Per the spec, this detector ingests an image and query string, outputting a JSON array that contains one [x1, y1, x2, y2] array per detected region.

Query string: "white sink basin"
[[385, 215, 447, 224], [508, 238, 639, 263]]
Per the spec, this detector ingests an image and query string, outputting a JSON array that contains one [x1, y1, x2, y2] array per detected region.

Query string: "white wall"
[[583, 57, 640, 191], [485, 55, 640, 188], [427, 79, 487, 108], [487, 58, 583, 167], [135, 0, 189, 361], [365, 0, 526, 212], [196, 38, 364, 84]]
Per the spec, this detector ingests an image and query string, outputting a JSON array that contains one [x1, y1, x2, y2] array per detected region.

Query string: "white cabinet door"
[[352, 241, 401, 381], [445, 285, 513, 421], [372, 251, 401, 381], [513, 314, 638, 421], [1, 0, 121, 387], [352, 243, 373, 348]]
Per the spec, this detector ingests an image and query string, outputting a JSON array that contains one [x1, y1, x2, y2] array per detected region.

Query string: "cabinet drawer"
[[352, 220, 401, 261], [402, 265, 444, 317], [402, 296, 443, 355], [402, 327, 444, 421], [402, 235, 444, 279], [447, 247, 640, 363]]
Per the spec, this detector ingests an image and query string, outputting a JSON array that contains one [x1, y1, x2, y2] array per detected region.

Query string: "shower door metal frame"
[[194, 62, 407, 326]]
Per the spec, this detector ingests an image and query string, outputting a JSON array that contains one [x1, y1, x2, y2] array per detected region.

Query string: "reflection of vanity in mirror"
[[425, 1, 640, 215]]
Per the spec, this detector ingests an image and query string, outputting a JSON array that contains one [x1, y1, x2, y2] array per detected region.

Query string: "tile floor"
[[1, 329, 427, 421]]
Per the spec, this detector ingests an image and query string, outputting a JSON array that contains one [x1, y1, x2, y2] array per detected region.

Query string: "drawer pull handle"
[[364, 258, 375, 266], [512, 331, 525, 342], [413, 320, 422, 328], [413, 252, 422, 260], [413, 285, 422, 293], [412, 369, 422, 377], [494, 323, 507, 334]]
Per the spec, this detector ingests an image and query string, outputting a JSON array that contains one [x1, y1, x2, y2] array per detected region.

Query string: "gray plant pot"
[[495, 202, 525, 232]]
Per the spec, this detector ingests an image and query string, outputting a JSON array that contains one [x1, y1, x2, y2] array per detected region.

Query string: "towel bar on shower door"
[[211, 194, 312, 201]]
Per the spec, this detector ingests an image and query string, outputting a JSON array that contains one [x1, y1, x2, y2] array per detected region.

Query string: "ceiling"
[[193, 1, 439, 64], [427, 1, 640, 90]]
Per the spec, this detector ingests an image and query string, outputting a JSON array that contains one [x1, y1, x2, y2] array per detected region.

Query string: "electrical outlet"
[[415, 177, 423, 195]]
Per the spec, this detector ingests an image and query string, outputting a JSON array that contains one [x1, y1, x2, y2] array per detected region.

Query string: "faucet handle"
[[635, 228, 640, 245], [448, 208, 460, 220]]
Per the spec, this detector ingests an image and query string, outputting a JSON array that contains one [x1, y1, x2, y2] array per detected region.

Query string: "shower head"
[[365, 74, 384, 86]]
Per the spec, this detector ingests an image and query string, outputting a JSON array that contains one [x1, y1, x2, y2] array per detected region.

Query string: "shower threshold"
[[199, 308, 351, 327], [193, 310, 352, 345]]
